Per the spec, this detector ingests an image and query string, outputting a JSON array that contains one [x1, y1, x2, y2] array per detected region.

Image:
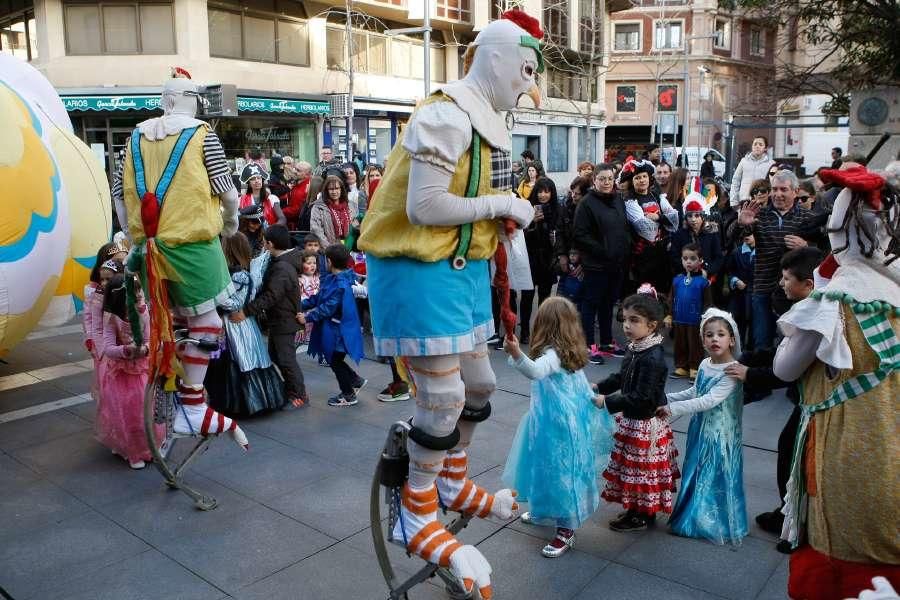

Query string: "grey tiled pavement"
[[0, 324, 791, 599]]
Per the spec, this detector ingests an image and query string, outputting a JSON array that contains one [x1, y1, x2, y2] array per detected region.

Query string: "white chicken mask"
[[465, 11, 544, 112]]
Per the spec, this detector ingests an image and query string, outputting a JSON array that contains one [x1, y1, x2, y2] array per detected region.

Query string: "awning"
[[61, 93, 330, 116], [236, 96, 329, 115], [61, 95, 160, 111]]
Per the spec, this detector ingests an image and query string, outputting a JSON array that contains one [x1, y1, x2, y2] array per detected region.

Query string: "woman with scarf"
[[310, 174, 352, 246], [621, 159, 679, 295]]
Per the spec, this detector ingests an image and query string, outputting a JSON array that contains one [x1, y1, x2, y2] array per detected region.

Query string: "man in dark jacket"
[[230, 225, 307, 406], [572, 163, 630, 363]]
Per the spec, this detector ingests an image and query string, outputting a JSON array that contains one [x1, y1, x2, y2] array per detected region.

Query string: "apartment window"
[[749, 27, 764, 56], [434, 0, 469, 22], [545, 2, 568, 48], [613, 22, 640, 52], [64, 1, 175, 55], [330, 29, 444, 81], [0, 10, 36, 61], [327, 28, 388, 75], [579, 0, 601, 53], [208, 0, 309, 65], [714, 18, 730, 50], [547, 69, 589, 102], [547, 126, 569, 173], [654, 19, 682, 50]]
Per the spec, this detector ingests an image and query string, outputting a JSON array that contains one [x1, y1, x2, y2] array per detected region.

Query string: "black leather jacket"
[[596, 343, 668, 419]]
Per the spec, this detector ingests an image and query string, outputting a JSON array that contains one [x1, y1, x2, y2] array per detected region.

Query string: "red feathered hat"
[[501, 9, 543, 39], [818, 166, 885, 210], [683, 199, 706, 214]]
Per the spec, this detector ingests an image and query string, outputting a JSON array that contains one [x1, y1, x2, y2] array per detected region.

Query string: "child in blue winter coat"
[[299, 243, 366, 407]]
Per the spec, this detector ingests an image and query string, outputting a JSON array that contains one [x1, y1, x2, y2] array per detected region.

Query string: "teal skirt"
[[366, 255, 493, 357]]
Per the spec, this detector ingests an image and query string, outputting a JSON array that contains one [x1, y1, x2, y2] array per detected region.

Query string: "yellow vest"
[[358, 94, 499, 262], [123, 125, 223, 246]]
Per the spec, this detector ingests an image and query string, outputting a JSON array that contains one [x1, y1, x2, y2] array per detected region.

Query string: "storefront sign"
[[236, 96, 330, 115], [616, 86, 636, 113], [244, 127, 293, 143], [61, 95, 160, 112], [657, 84, 678, 112], [62, 93, 329, 115]]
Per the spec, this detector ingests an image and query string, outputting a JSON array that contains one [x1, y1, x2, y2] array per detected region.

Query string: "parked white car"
[[660, 147, 726, 177]]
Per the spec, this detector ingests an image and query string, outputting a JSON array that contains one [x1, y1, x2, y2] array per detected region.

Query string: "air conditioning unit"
[[200, 84, 238, 118], [329, 94, 351, 118]]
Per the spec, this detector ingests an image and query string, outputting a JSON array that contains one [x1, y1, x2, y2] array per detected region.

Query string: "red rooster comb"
[[171, 66, 192, 79], [818, 166, 885, 210], [501, 9, 543, 40]]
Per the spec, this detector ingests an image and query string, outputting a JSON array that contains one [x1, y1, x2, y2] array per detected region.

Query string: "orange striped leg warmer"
[[437, 450, 518, 519]]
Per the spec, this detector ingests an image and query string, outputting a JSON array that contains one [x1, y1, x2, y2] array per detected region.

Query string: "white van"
[[660, 147, 726, 177]]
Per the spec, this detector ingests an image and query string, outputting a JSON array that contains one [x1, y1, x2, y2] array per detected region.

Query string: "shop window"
[[1, 9, 38, 60], [208, 0, 309, 65], [64, 1, 175, 55], [512, 134, 540, 163], [654, 19, 682, 50], [613, 22, 640, 52], [547, 126, 569, 173], [576, 127, 599, 164], [714, 18, 731, 50]]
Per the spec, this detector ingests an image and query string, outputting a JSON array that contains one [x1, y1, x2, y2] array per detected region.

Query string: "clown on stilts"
[[358, 10, 544, 598], [772, 164, 900, 599], [113, 69, 248, 449]]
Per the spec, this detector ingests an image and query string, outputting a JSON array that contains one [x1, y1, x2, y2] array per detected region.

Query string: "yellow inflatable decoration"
[[0, 56, 111, 355]]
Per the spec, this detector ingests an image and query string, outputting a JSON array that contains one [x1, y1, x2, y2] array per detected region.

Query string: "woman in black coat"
[[519, 177, 559, 343]]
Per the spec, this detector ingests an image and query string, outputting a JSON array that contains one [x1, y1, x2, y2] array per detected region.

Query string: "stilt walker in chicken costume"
[[359, 10, 543, 598], [113, 69, 248, 449], [772, 164, 900, 600]]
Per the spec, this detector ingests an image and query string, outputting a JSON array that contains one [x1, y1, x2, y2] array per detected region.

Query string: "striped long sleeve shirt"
[[748, 204, 816, 295]]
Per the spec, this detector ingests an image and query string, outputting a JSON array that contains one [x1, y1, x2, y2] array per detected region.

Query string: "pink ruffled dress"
[[95, 303, 163, 463]]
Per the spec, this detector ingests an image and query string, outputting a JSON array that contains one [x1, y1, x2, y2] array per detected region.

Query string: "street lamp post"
[[385, 0, 432, 99], [682, 33, 717, 173]]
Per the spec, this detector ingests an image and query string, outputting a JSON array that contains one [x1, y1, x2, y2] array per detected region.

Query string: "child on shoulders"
[[658, 308, 747, 546], [502, 297, 615, 557]]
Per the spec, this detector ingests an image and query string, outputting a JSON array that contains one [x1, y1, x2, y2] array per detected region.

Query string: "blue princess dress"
[[502, 348, 616, 529], [665, 358, 747, 545]]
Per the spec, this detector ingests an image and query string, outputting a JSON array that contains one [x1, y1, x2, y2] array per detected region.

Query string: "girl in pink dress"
[[95, 273, 162, 469]]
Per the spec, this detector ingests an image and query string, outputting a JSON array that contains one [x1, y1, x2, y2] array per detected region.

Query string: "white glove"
[[490, 488, 519, 519], [845, 577, 899, 600], [351, 282, 368, 299], [220, 188, 239, 236], [497, 195, 536, 230]]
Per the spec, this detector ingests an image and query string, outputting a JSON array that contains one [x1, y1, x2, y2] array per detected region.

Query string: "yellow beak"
[[526, 84, 541, 109]]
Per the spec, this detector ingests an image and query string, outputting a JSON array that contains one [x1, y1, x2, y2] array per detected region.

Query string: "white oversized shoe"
[[436, 451, 518, 519], [393, 483, 495, 599], [173, 384, 248, 450]]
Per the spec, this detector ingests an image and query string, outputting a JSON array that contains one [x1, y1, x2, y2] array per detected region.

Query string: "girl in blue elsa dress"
[[502, 297, 616, 558], [657, 307, 748, 546]]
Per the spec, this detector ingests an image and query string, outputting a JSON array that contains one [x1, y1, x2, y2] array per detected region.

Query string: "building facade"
[[2, 0, 627, 187], [603, 0, 776, 171]]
